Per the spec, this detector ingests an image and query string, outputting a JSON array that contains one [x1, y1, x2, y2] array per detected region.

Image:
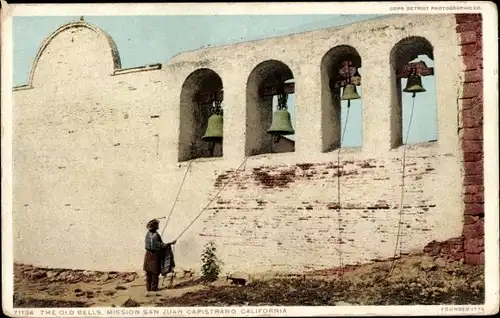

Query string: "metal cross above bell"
[[267, 92, 295, 139], [202, 100, 223, 141], [403, 69, 426, 95]]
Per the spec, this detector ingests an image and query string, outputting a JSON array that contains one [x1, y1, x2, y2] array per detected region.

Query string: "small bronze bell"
[[202, 114, 223, 140], [403, 73, 426, 94], [341, 83, 361, 101], [267, 110, 295, 136], [267, 92, 295, 137]]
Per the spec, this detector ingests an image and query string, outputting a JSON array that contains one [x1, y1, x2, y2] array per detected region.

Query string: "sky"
[[12, 15, 437, 146]]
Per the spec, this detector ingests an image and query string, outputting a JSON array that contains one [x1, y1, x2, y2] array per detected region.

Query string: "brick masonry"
[[205, 153, 459, 273], [422, 14, 485, 266], [456, 13, 484, 265]]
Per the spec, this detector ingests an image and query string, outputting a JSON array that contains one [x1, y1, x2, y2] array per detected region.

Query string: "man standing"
[[143, 219, 176, 291]]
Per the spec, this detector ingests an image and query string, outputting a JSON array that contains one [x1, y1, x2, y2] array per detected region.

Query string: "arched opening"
[[178, 68, 224, 162], [390, 36, 437, 147], [321, 45, 363, 152], [245, 60, 295, 156]]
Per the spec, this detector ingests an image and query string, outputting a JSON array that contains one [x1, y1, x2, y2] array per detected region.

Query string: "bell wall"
[[12, 14, 483, 273]]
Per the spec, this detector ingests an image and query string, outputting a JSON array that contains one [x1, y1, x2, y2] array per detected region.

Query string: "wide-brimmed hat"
[[147, 219, 160, 230]]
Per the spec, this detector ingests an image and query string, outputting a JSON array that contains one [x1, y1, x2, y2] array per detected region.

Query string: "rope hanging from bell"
[[388, 65, 426, 275]]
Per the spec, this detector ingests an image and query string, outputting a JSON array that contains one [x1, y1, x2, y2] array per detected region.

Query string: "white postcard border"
[[1, 1, 498, 317]]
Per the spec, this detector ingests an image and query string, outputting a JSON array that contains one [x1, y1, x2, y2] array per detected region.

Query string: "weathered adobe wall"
[[12, 22, 175, 271], [12, 14, 476, 274]]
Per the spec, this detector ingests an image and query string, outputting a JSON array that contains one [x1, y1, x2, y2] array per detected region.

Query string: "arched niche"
[[390, 36, 437, 147], [321, 45, 363, 152], [245, 60, 295, 156], [178, 68, 224, 162]]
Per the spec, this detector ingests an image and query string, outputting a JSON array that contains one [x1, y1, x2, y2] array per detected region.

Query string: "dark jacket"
[[143, 231, 175, 275], [145, 231, 168, 251], [161, 244, 175, 275]]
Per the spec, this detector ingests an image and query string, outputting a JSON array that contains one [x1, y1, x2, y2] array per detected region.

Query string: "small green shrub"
[[201, 241, 223, 282]]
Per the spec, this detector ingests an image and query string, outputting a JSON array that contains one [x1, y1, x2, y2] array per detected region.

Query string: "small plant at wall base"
[[201, 241, 223, 282]]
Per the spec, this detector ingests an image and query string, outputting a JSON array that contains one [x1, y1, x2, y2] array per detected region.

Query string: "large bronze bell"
[[267, 110, 295, 136], [202, 114, 223, 140], [403, 73, 426, 94], [341, 83, 361, 101]]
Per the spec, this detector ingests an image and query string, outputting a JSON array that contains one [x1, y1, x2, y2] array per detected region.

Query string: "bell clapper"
[[269, 134, 280, 154]]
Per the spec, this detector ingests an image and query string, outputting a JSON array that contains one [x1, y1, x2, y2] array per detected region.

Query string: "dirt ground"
[[13, 254, 484, 307]]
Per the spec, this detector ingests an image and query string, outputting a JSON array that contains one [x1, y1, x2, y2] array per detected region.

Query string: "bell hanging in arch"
[[267, 110, 295, 136], [202, 114, 223, 140], [341, 83, 361, 101], [267, 92, 295, 137], [403, 73, 426, 94], [202, 99, 224, 141]]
